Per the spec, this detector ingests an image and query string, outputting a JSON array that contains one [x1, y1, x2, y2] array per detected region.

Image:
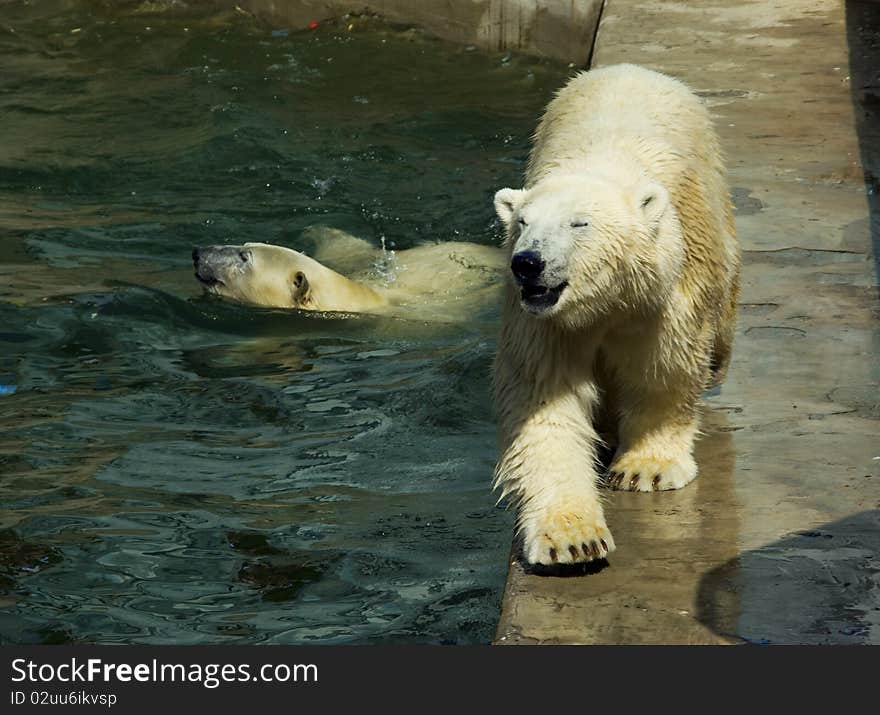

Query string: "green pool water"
[[0, 0, 568, 644]]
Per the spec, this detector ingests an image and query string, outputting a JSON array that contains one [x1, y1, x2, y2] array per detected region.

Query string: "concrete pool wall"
[[203, 0, 604, 65]]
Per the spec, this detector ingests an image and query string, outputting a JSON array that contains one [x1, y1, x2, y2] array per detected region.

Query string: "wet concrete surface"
[[496, 0, 880, 644]]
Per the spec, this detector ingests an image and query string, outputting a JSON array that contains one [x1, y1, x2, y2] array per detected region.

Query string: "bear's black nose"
[[511, 250, 545, 283], [192, 248, 200, 264]]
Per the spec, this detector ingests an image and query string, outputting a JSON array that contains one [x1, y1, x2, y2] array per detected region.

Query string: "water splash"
[[371, 235, 400, 286], [310, 177, 334, 197]]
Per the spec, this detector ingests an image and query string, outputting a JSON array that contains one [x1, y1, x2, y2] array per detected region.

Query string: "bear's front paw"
[[521, 507, 616, 566], [607, 452, 697, 492]]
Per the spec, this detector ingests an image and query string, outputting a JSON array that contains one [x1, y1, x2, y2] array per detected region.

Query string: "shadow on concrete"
[[697, 510, 880, 644], [516, 539, 610, 578], [845, 0, 880, 286]]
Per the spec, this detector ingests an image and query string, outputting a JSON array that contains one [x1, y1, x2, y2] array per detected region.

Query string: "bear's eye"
[[517, 217, 527, 227], [239, 251, 250, 263], [570, 220, 589, 228]]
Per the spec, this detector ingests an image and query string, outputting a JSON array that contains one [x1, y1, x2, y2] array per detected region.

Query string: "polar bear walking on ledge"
[[492, 64, 740, 566]]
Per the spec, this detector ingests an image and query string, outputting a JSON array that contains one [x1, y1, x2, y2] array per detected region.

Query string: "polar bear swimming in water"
[[491, 64, 740, 567], [192, 227, 505, 322]]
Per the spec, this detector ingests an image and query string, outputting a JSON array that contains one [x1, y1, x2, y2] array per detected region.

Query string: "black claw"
[[630, 474, 640, 490], [652, 474, 662, 490], [607, 471, 618, 486], [568, 544, 579, 560], [600, 539, 608, 553], [582, 542, 591, 558], [590, 540, 601, 559], [549, 547, 558, 563]]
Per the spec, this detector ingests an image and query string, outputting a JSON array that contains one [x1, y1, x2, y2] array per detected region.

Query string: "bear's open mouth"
[[195, 272, 223, 288], [520, 281, 567, 311]]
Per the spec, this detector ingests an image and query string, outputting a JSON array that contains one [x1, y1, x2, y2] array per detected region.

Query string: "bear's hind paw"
[[606, 454, 696, 492]]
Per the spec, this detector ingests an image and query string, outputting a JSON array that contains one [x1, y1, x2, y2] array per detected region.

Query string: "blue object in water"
[[0, 384, 16, 396], [271, 29, 289, 37]]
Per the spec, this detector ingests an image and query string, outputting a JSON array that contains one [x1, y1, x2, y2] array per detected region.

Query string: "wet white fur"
[[200, 228, 505, 322], [493, 64, 740, 566]]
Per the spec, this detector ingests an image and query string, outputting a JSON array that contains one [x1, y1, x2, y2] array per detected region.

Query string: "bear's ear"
[[637, 182, 670, 227], [494, 188, 525, 227], [292, 270, 311, 305]]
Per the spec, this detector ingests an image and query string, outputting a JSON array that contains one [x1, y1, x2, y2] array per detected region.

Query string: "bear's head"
[[193, 241, 376, 311], [494, 167, 684, 326]]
